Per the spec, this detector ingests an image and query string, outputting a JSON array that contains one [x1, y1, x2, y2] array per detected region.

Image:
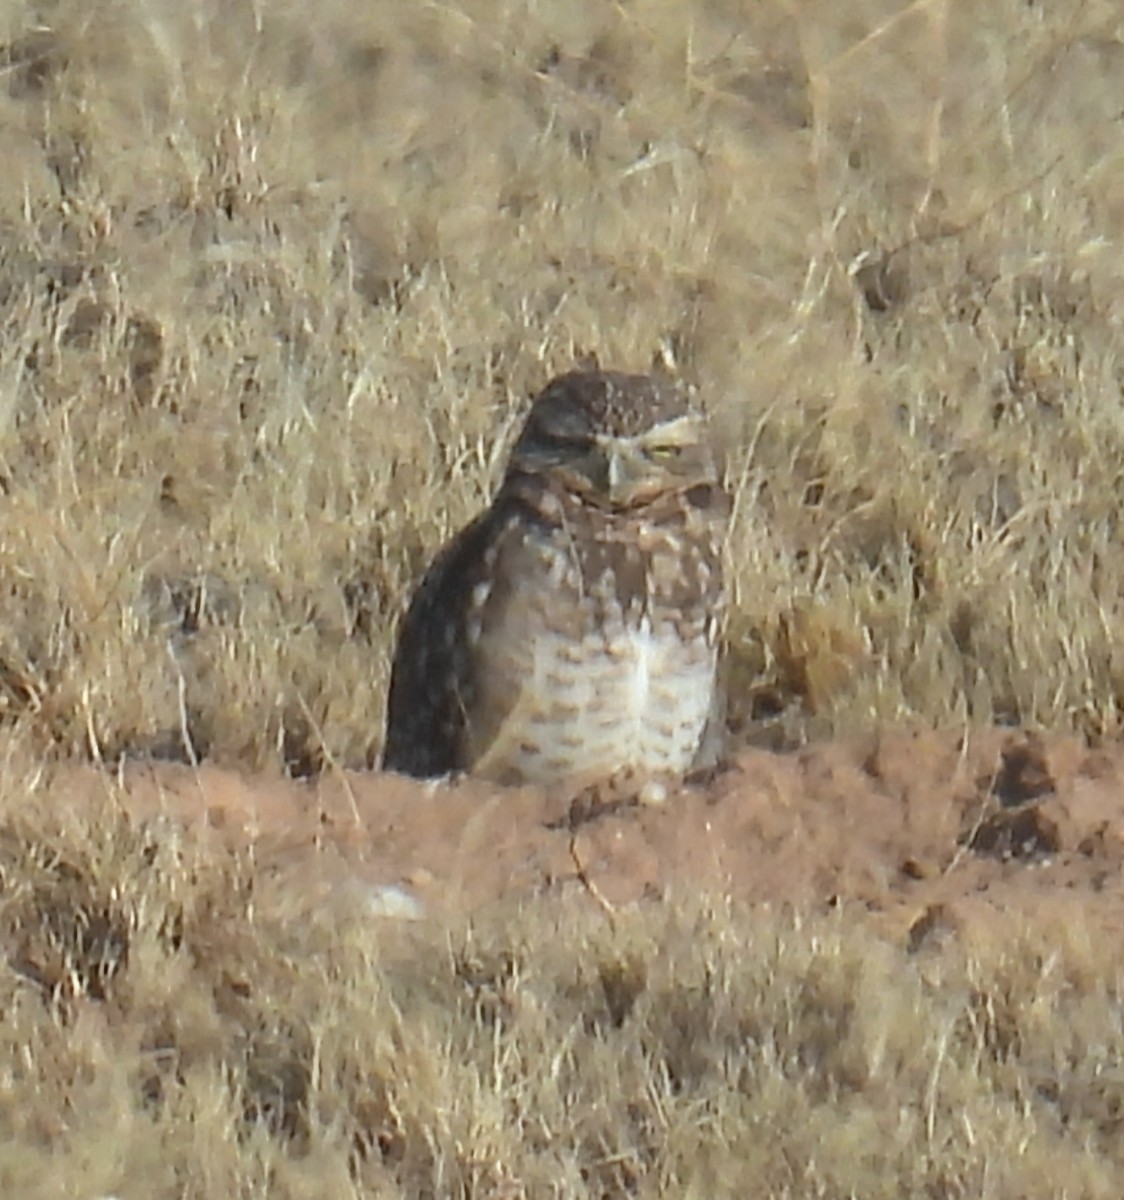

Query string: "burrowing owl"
[[382, 369, 729, 786]]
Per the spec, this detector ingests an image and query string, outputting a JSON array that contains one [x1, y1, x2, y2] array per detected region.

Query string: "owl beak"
[[606, 447, 627, 501], [596, 441, 645, 507]]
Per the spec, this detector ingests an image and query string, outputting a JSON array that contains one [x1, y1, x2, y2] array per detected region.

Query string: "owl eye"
[[645, 444, 683, 461]]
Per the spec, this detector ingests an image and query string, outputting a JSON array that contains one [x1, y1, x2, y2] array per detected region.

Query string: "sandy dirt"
[[47, 728, 1124, 949]]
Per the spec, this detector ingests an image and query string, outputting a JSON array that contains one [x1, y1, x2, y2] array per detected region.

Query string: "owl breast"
[[466, 503, 723, 785], [517, 612, 718, 784]]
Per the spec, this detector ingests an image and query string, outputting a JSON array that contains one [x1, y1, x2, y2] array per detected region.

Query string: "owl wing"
[[690, 652, 729, 772], [380, 496, 544, 779]]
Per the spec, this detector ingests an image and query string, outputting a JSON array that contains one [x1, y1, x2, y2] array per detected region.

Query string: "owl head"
[[507, 370, 718, 511]]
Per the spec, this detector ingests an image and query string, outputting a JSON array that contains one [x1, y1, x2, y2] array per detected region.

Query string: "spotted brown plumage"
[[382, 369, 729, 785]]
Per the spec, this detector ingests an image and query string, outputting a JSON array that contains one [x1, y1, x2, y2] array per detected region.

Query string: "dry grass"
[[2, 778, 1124, 1198], [0, 0, 1121, 766], [0, 0, 1122, 1192]]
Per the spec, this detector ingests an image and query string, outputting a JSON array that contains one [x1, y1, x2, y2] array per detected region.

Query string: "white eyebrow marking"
[[642, 414, 699, 443]]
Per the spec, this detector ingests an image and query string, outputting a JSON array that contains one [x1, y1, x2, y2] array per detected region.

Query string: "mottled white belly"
[[505, 614, 717, 785]]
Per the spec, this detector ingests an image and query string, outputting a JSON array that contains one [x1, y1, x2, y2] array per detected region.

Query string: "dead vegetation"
[[2, 775, 1124, 1199], [0, 0, 1120, 767], [0, 0, 1122, 1193]]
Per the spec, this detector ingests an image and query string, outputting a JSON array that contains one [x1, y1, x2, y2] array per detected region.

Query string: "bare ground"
[[55, 726, 1124, 950]]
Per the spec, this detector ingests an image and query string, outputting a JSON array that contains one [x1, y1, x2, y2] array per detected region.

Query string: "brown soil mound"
[[50, 727, 1124, 950]]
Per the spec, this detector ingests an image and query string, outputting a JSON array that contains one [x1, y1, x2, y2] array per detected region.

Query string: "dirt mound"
[[45, 727, 1124, 950]]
